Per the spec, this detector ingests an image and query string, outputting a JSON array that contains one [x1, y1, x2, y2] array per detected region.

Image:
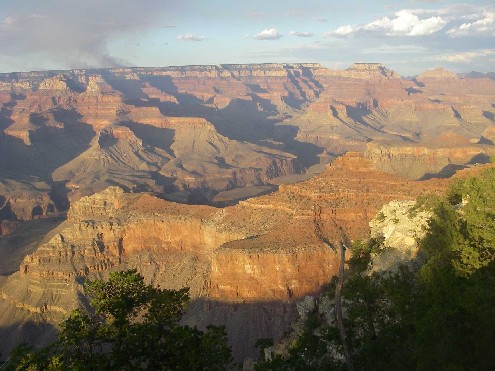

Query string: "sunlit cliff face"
[[0, 63, 494, 229], [0, 62, 494, 360]]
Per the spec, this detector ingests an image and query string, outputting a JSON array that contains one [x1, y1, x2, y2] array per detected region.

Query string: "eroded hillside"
[[2, 152, 488, 361], [1, 63, 495, 362], [1, 63, 494, 223]]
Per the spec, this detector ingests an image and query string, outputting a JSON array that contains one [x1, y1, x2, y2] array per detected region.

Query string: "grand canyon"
[[1, 62, 495, 365]]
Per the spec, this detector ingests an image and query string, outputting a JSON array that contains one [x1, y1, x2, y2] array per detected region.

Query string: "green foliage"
[[423, 167, 495, 278], [254, 338, 274, 361], [6, 270, 232, 370], [347, 238, 383, 272], [2, 343, 55, 371], [254, 317, 343, 371], [255, 167, 495, 370], [408, 193, 443, 218], [413, 168, 495, 370]]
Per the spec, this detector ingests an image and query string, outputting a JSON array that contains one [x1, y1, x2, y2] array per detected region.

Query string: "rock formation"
[[0, 220, 18, 236], [364, 141, 492, 179], [0, 178, 57, 221], [2, 152, 486, 360], [369, 200, 431, 272], [417, 67, 458, 79], [1, 63, 494, 224], [0, 62, 495, 361]]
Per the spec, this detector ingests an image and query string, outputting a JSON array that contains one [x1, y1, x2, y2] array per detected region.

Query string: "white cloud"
[[391, 10, 420, 33], [363, 17, 392, 31], [447, 11, 495, 37], [253, 28, 282, 40], [409, 16, 446, 35], [289, 31, 314, 37], [433, 49, 495, 63], [177, 34, 205, 41], [326, 8, 447, 37], [2, 16, 17, 28], [325, 25, 356, 37]]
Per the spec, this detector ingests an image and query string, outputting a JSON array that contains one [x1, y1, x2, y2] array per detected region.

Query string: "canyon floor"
[[0, 62, 494, 362]]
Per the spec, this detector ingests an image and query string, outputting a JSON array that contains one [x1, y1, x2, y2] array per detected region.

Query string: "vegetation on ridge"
[[255, 167, 495, 370], [4, 270, 232, 370], [5, 167, 495, 370]]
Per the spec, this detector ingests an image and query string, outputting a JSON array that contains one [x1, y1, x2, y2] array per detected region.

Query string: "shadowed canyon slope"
[[0, 63, 495, 361], [2, 152, 490, 360], [1, 63, 494, 221]]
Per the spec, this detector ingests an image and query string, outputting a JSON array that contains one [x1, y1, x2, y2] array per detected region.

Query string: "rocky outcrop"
[[0, 179, 57, 221], [0, 220, 18, 236], [51, 124, 166, 202], [365, 142, 492, 179], [38, 76, 69, 91], [417, 67, 458, 79], [74, 75, 122, 131], [0, 63, 494, 217], [344, 63, 401, 79], [51, 117, 299, 203], [287, 63, 495, 157], [132, 63, 323, 78], [210, 245, 338, 301], [370, 200, 430, 250], [16, 186, 248, 290], [369, 200, 431, 272], [2, 152, 493, 360]]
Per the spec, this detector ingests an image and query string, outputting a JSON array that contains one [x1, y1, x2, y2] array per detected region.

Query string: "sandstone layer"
[[2, 152, 488, 360], [1, 62, 495, 362], [1, 63, 494, 225]]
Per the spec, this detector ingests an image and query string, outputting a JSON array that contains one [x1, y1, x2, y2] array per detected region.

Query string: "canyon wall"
[[365, 141, 493, 179], [2, 152, 485, 360], [1, 63, 494, 221], [1, 62, 495, 361]]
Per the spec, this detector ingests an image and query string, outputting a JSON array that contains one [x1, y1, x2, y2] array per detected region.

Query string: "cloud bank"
[[447, 10, 495, 37], [326, 9, 447, 37], [434, 49, 495, 63], [325, 6, 494, 38], [0, 0, 172, 69]]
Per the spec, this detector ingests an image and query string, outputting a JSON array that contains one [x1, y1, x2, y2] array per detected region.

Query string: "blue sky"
[[0, 0, 494, 75]]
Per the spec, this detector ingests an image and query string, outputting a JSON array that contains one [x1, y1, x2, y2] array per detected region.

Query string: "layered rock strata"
[[365, 141, 493, 179], [1, 63, 494, 222], [1, 62, 495, 360], [2, 152, 485, 360]]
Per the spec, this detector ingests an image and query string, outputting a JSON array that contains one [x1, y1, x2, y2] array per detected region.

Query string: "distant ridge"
[[459, 71, 495, 80]]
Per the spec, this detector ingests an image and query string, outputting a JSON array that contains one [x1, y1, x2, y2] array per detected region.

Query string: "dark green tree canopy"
[[5, 270, 232, 370], [255, 167, 495, 370]]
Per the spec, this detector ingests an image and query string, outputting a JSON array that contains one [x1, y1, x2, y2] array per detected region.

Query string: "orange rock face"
[[19, 153, 453, 296], [2, 152, 493, 361], [1, 63, 494, 223], [0, 63, 494, 360], [210, 246, 338, 301]]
